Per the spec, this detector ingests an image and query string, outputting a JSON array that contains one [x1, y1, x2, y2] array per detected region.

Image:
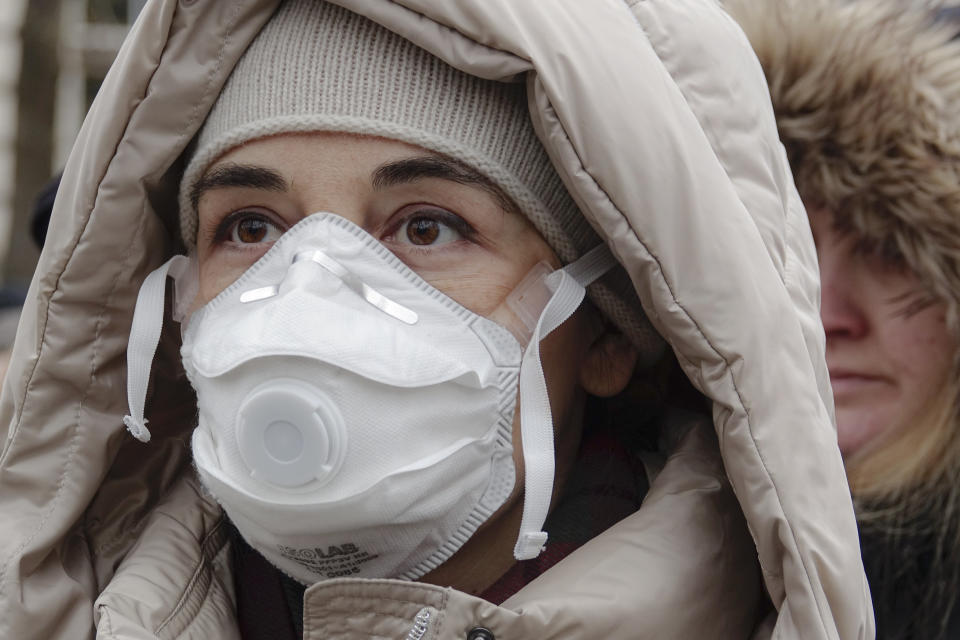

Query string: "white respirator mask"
[[123, 212, 615, 584]]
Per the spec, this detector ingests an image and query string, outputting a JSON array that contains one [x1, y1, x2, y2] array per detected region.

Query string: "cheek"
[[508, 310, 592, 479], [439, 223, 557, 317], [421, 250, 553, 319], [424, 269, 515, 317], [197, 256, 250, 306], [885, 308, 954, 385]]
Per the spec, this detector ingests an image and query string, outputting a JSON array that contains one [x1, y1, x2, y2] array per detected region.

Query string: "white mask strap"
[[513, 244, 618, 560], [123, 255, 191, 443]]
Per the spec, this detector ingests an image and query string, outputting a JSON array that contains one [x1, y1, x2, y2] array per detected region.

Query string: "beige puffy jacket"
[[0, 1, 875, 638]]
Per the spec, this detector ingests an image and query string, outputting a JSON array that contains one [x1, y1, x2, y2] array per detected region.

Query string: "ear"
[[579, 327, 638, 397]]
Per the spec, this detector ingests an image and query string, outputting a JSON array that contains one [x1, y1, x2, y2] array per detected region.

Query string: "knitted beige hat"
[[179, 0, 662, 358]]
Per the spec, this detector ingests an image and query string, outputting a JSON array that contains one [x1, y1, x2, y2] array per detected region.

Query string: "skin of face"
[[191, 131, 636, 593], [808, 207, 955, 460]]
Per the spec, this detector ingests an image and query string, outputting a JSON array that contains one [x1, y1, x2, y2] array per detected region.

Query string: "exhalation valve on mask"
[[123, 212, 616, 582], [236, 377, 347, 488]]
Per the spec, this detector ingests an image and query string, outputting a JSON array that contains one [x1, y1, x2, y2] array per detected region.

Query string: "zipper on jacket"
[[405, 607, 432, 640]]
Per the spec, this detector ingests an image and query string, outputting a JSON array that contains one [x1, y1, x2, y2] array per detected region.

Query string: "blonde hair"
[[852, 381, 960, 638], [848, 381, 957, 500]]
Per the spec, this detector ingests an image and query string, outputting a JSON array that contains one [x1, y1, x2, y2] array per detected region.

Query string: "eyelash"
[[386, 206, 477, 247], [211, 209, 285, 246], [206, 205, 478, 250]]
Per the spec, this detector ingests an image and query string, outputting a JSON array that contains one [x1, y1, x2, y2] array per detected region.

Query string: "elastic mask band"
[[513, 243, 617, 560], [504, 262, 554, 346], [123, 255, 192, 442], [505, 245, 620, 346]]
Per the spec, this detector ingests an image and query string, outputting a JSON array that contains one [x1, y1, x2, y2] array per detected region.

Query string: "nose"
[[818, 247, 868, 341]]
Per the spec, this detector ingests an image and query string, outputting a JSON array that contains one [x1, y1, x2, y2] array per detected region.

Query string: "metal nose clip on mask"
[[124, 213, 616, 584]]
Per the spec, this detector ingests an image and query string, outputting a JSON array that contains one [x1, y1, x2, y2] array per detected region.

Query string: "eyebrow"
[[189, 156, 519, 215], [189, 163, 288, 211], [371, 155, 519, 215]]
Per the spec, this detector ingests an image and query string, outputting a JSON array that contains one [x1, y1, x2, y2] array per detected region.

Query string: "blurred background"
[[0, 0, 143, 292]]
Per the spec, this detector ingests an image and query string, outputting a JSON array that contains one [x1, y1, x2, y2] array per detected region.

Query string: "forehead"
[[193, 132, 520, 215]]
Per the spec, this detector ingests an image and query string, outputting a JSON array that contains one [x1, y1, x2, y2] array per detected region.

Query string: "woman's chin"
[[836, 412, 888, 459]]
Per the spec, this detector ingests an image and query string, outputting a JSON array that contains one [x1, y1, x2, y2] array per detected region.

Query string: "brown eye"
[[227, 214, 283, 245], [392, 208, 472, 249], [406, 217, 441, 245]]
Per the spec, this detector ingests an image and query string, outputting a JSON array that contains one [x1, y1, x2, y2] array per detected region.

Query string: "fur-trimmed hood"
[[726, 0, 960, 332]]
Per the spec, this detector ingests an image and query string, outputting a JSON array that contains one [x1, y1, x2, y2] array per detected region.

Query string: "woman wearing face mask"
[[727, 0, 960, 638], [0, 1, 872, 638]]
